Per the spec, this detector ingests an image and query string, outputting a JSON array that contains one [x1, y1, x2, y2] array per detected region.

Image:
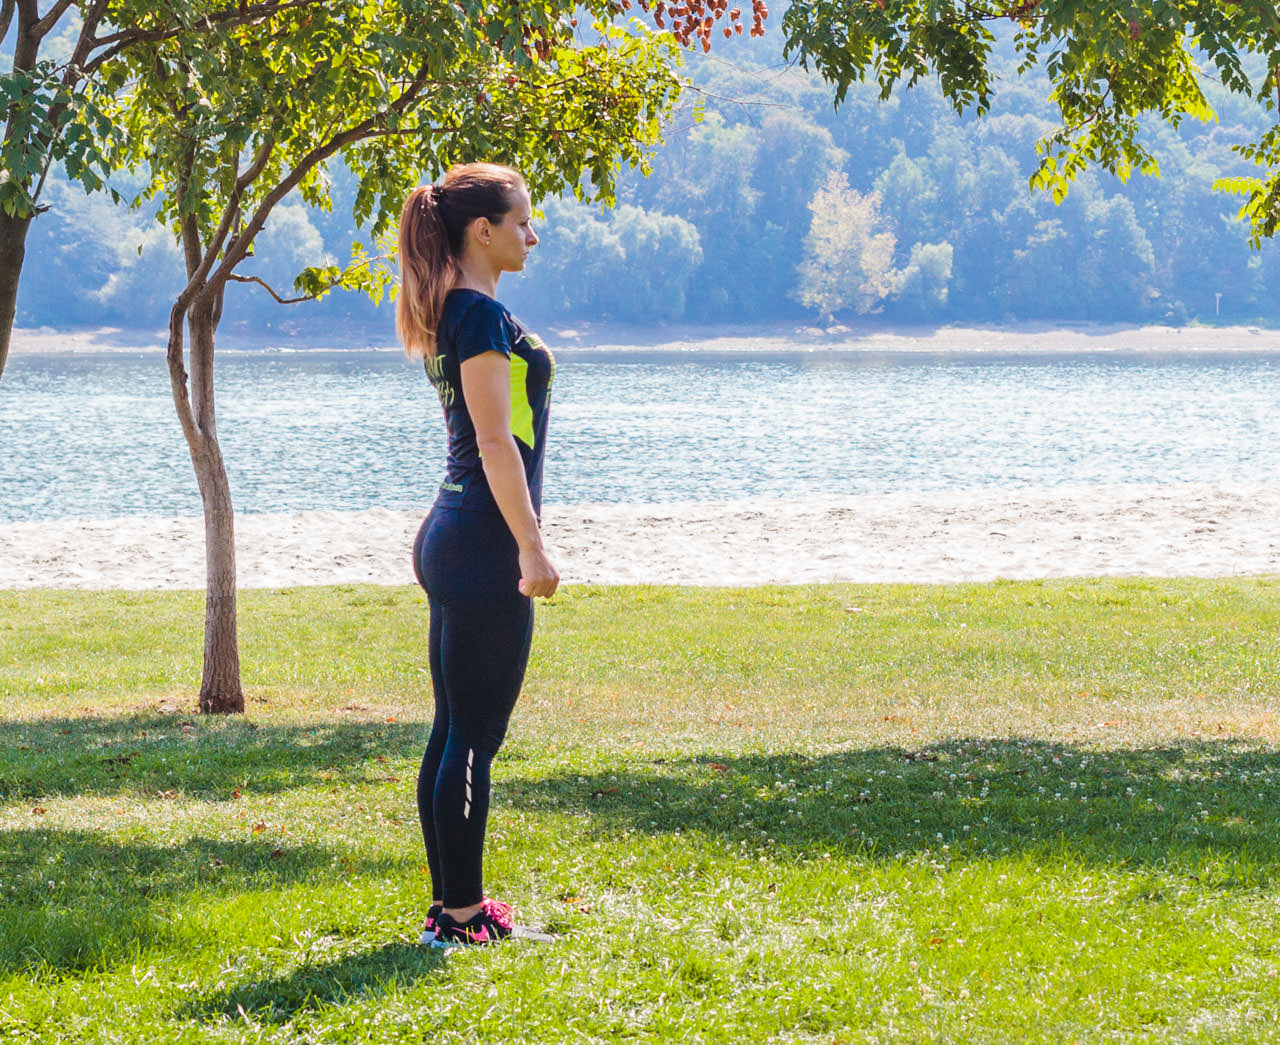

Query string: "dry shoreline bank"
[[10, 321, 1280, 357]]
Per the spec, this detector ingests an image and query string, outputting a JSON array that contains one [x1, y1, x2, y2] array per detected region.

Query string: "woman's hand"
[[517, 545, 559, 598]]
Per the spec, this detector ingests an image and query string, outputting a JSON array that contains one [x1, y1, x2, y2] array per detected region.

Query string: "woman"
[[397, 162, 558, 947]]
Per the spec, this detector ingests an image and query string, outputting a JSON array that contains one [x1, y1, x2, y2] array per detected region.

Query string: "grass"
[[1, 577, 1278, 1043]]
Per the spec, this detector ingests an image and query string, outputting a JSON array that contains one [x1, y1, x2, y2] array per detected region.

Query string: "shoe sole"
[[427, 924, 556, 949], [512, 925, 556, 943]]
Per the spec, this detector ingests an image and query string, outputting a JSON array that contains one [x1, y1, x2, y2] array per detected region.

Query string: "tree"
[[0, 1, 347, 381], [779, 0, 1280, 244], [529, 199, 701, 320], [97, 0, 695, 712], [1, 0, 113, 380], [891, 240, 953, 316], [795, 170, 896, 321], [1078, 193, 1156, 317], [598, 204, 703, 320], [526, 198, 628, 314]]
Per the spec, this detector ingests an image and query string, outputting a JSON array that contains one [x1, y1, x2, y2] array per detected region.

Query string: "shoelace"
[[481, 898, 515, 930]]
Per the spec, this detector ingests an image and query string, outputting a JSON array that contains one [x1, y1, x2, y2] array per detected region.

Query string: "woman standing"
[[397, 163, 558, 947]]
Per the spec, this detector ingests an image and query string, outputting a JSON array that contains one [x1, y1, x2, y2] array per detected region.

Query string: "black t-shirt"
[[426, 288, 554, 517]]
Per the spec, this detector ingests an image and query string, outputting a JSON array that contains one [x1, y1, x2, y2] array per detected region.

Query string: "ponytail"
[[396, 163, 527, 360], [396, 186, 454, 359]]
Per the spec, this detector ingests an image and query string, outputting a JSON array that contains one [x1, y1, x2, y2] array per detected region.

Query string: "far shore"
[[10, 319, 1280, 357]]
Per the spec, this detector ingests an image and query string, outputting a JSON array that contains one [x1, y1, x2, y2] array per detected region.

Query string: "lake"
[[2, 347, 1278, 524]]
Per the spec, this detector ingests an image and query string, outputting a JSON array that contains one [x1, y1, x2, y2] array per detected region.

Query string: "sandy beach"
[[2, 482, 1277, 590]]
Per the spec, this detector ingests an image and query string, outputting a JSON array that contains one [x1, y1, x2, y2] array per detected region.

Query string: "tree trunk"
[[194, 435, 243, 715], [174, 302, 244, 714], [0, 210, 32, 381]]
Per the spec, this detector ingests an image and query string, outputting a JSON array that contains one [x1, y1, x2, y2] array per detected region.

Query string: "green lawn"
[[1, 578, 1278, 1043]]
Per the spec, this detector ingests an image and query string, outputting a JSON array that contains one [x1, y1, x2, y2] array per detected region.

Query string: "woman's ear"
[[470, 216, 492, 247]]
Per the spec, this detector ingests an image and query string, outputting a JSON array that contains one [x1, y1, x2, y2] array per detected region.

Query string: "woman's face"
[[483, 186, 538, 272]]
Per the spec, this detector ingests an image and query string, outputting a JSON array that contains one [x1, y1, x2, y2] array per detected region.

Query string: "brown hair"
[[396, 162, 527, 359]]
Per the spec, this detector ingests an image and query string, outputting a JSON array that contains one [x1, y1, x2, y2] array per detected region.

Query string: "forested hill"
[[19, 25, 1280, 340]]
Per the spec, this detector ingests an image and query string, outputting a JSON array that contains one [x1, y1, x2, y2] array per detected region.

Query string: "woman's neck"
[[453, 255, 499, 299]]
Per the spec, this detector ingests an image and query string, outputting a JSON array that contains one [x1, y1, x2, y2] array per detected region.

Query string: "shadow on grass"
[[0, 828, 404, 976], [185, 941, 447, 1025], [4, 718, 1278, 1002], [509, 738, 1280, 882], [0, 714, 427, 801], [5, 716, 1277, 884]]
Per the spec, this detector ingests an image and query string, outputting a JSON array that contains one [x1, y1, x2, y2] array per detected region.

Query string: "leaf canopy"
[[780, 0, 1280, 243], [98, 0, 683, 297]]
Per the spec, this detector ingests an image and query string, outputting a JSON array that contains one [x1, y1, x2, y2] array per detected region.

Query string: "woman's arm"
[[460, 350, 559, 598]]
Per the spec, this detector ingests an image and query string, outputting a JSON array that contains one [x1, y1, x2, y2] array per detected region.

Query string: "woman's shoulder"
[[442, 289, 517, 360], [444, 287, 510, 321]]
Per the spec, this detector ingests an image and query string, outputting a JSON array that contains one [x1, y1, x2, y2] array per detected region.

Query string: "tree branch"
[[209, 59, 435, 289], [220, 137, 277, 259], [171, 152, 209, 292], [228, 247, 390, 305], [226, 273, 316, 305], [11, 1, 40, 69], [64, 0, 109, 70], [25, 0, 111, 212], [236, 138, 275, 194], [166, 298, 201, 450], [1, 0, 16, 45], [31, 0, 73, 39], [86, 0, 329, 75], [200, 136, 275, 288]]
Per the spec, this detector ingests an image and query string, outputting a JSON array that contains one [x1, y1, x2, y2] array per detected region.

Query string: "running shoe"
[[431, 898, 556, 947], [431, 897, 514, 946], [417, 903, 444, 946]]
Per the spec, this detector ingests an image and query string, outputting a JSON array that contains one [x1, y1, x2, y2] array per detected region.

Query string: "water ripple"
[[1, 348, 1277, 523]]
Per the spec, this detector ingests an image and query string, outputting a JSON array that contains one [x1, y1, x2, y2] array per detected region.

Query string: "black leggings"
[[413, 506, 534, 908]]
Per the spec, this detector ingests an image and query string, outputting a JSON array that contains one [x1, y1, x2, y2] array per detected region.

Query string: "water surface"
[[1, 347, 1277, 523]]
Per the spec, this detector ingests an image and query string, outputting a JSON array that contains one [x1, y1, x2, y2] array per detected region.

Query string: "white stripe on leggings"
[[464, 747, 474, 820]]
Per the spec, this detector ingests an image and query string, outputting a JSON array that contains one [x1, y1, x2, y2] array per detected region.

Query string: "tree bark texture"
[[0, 2, 42, 382], [170, 301, 244, 714], [0, 211, 32, 381]]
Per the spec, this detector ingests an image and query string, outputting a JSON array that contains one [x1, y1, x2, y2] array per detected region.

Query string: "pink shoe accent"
[[480, 898, 514, 932], [434, 897, 516, 946]]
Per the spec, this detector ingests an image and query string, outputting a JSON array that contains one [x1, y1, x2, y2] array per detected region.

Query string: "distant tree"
[[526, 199, 627, 315], [104, 0, 686, 712], [795, 170, 896, 321], [598, 205, 702, 320], [781, 0, 1280, 244], [891, 241, 954, 317], [751, 111, 846, 220], [874, 151, 939, 243], [1078, 194, 1156, 318], [529, 199, 700, 320], [626, 111, 767, 316], [1004, 218, 1078, 319]]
